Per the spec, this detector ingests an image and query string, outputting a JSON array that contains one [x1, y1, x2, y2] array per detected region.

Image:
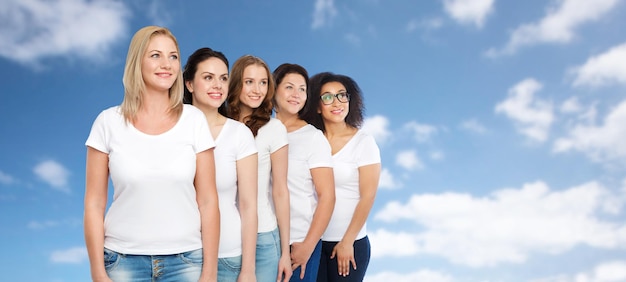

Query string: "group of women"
[[84, 26, 380, 282]]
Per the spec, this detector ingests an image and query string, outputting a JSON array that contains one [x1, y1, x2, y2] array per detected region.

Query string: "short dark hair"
[[302, 72, 365, 132], [272, 63, 309, 116], [182, 47, 229, 104]]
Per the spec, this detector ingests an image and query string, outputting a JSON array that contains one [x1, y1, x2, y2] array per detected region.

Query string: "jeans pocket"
[[180, 248, 203, 266], [103, 248, 120, 270]]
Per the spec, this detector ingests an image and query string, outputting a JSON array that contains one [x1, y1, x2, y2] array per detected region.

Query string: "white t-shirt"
[[286, 124, 333, 243], [85, 105, 215, 255], [322, 130, 380, 242], [214, 118, 258, 257], [256, 118, 288, 233]]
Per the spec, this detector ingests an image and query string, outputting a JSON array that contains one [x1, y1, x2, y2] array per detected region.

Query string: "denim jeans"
[[290, 240, 322, 282], [317, 236, 371, 282], [256, 228, 281, 282], [217, 255, 242, 282], [104, 248, 202, 282]]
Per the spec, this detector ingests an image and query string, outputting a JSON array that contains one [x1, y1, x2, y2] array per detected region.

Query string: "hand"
[[290, 242, 314, 279], [330, 241, 356, 277], [237, 270, 257, 282], [277, 253, 293, 282], [198, 273, 217, 282]]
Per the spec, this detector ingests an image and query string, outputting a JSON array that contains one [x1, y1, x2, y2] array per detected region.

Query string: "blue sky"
[[1, 0, 626, 281]]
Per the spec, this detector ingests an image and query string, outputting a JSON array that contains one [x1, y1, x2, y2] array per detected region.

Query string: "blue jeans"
[[256, 228, 281, 282], [290, 240, 322, 282], [104, 248, 202, 282], [217, 255, 242, 282], [317, 236, 371, 282]]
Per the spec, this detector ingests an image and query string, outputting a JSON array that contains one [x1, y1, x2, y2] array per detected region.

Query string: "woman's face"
[[239, 64, 269, 109], [186, 57, 229, 110], [141, 35, 180, 94], [274, 73, 307, 115], [318, 81, 349, 124]]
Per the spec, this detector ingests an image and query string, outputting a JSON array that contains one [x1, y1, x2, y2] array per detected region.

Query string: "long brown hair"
[[223, 55, 275, 136]]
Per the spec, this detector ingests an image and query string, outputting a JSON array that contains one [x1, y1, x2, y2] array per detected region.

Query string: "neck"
[[140, 90, 171, 115], [324, 121, 351, 137], [239, 105, 253, 123], [197, 105, 223, 125]]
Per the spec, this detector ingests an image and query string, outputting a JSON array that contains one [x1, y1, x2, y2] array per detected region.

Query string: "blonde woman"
[[84, 26, 219, 282]]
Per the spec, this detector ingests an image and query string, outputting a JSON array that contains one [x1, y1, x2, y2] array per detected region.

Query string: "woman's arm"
[[332, 163, 381, 276], [270, 145, 292, 282], [290, 167, 335, 279], [236, 153, 258, 282], [84, 147, 112, 282], [195, 148, 220, 282]]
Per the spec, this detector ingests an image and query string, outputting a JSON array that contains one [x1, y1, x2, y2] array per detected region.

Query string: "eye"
[[150, 53, 160, 58], [285, 85, 293, 90], [337, 93, 346, 99], [298, 87, 306, 93], [260, 80, 268, 86], [169, 54, 178, 60], [220, 76, 229, 82], [204, 75, 213, 81], [245, 80, 253, 85]]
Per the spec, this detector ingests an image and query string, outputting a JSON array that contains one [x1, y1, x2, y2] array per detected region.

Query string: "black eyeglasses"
[[320, 92, 350, 105]]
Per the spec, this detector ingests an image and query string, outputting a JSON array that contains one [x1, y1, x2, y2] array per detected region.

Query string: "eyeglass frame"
[[320, 92, 351, 105]]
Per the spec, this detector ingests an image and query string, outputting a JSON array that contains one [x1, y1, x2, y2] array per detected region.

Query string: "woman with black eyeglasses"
[[301, 72, 381, 282]]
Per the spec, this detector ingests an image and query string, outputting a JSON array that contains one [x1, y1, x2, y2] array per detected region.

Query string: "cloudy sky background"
[[1, 0, 626, 281]]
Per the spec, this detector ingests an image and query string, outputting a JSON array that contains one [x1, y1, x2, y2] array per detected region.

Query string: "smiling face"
[[318, 81, 349, 124], [274, 73, 307, 115], [186, 57, 229, 110], [238, 64, 269, 111], [141, 35, 180, 94]]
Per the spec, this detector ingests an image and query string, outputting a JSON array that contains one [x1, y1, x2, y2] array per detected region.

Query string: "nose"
[[161, 57, 171, 69]]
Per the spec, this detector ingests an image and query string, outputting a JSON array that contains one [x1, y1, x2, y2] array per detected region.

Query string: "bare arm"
[[84, 147, 111, 282], [332, 163, 381, 276], [196, 149, 220, 282], [236, 153, 258, 281], [290, 167, 335, 279], [270, 145, 292, 282]]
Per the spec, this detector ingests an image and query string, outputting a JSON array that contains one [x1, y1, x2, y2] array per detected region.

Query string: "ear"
[[185, 80, 193, 93]]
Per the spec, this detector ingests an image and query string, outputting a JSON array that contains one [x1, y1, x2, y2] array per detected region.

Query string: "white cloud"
[[28, 220, 59, 230], [368, 229, 421, 258], [33, 160, 71, 193], [404, 121, 438, 143], [530, 260, 626, 282], [396, 150, 424, 171], [561, 96, 583, 114], [495, 78, 554, 142], [430, 150, 445, 161], [406, 18, 444, 32], [345, 33, 361, 46], [0, 170, 16, 185], [0, 0, 130, 68], [379, 168, 400, 190], [50, 247, 88, 264], [572, 42, 626, 87], [311, 0, 337, 29], [365, 269, 454, 282], [459, 118, 487, 134], [373, 181, 626, 267], [362, 115, 392, 145], [486, 0, 620, 57], [554, 99, 626, 164], [442, 0, 495, 28]]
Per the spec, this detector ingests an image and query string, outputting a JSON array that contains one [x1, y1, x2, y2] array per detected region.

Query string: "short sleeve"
[[236, 122, 258, 160], [268, 119, 288, 154], [85, 109, 110, 154], [308, 127, 333, 169], [189, 106, 215, 153], [356, 132, 381, 167]]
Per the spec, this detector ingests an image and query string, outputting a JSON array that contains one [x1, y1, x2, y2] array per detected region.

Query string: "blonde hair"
[[121, 26, 183, 122]]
